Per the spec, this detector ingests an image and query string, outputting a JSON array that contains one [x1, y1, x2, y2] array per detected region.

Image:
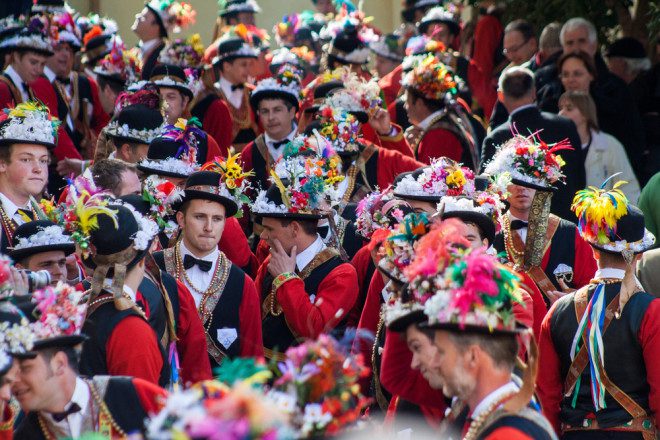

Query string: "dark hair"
[[407, 87, 445, 113], [257, 98, 295, 112], [464, 221, 486, 242], [558, 51, 598, 81], [447, 332, 518, 370], [504, 19, 536, 42], [90, 159, 137, 195], [0, 145, 13, 163], [499, 67, 535, 99], [280, 218, 319, 236], [40, 346, 80, 374], [96, 75, 124, 96]]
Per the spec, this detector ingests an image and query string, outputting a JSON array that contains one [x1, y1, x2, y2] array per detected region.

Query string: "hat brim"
[[0, 139, 55, 149], [419, 320, 523, 335], [442, 211, 496, 245], [254, 212, 324, 224], [393, 192, 442, 203], [250, 90, 300, 112], [154, 82, 194, 100], [173, 189, 239, 217], [588, 228, 655, 256], [9, 243, 75, 262], [388, 309, 427, 332], [82, 239, 153, 273], [14, 334, 89, 359], [510, 178, 557, 192], [93, 71, 126, 86], [9, 46, 54, 57], [136, 164, 191, 179], [418, 19, 460, 37], [213, 53, 258, 66]]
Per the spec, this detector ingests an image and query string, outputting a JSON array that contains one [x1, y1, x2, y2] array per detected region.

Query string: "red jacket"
[[219, 217, 258, 277], [416, 127, 464, 164], [198, 97, 233, 154], [467, 14, 503, 119], [378, 65, 403, 108]]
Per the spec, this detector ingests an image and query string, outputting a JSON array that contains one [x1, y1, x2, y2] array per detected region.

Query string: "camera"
[[22, 270, 52, 292]]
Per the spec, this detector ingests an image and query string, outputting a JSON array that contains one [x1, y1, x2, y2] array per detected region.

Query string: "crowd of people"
[[0, 0, 659, 438]]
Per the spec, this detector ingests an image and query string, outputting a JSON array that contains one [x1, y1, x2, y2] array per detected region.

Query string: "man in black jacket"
[[481, 67, 585, 222]]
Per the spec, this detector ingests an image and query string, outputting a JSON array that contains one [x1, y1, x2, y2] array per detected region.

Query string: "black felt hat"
[[326, 25, 369, 65], [401, 0, 440, 23], [81, 34, 112, 66], [105, 104, 164, 145], [250, 80, 301, 112], [304, 80, 344, 114], [417, 7, 461, 36], [0, 27, 54, 57], [137, 133, 202, 179], [254, 182, 324, 223], [173, 171, 239, 217], [219, 0, 261, 17], [150, 63, 193, 100], [9, 220, 75, 262], [606, 37, 647, 59], [589, 205, 655, 255], [393, 168, 444, 202], [212, 37, 258, 66], [442, 206, 496, 245]]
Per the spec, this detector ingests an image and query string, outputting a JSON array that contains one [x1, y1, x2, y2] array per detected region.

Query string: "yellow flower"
[[446, 169, 466, 187], [226, 178, 236, 189], [175, 118, 187, 130], [556, 155, 566, 168]]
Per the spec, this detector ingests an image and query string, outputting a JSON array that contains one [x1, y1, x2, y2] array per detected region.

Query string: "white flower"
[[139, 157, 199, 177], [13, 225, 73, 250], [105, 120, 165, 144], [122, 202, 159, 251]]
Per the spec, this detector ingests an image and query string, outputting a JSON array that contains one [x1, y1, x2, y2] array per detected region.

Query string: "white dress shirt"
[[140, 38, 161, 60], [471, 381, 519, 420], [43, 377, 90, 439], [180, 240, 220, 307], [296, 235, 326, 272], [0, 193, 30, 226], [508, 212, 528, 243], [4, 65, 29, 102], [417, 109, 445, 131], [44, 66, 75, 131], [594, 268, 626, 280], [217, 76, 244, 109], [264, 125, 297, 162]]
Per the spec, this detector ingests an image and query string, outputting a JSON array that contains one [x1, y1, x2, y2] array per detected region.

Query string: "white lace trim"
[[13, 225, 73, 251], [121, 202, 159, 251], [139, 157, 199, 177], [369, 40, 402, 61], [223, 0, 261, 13], [252, 77, 300, 100], [592, 229, 656, 253], [216, 43, 259, 61], [271, 48, 301, 67], [0, 34, 52, 52], [105, 120, 164, 143], [152, 75, 194, 93], [252, 190, 288, 215], [0, 112, 56, 145]]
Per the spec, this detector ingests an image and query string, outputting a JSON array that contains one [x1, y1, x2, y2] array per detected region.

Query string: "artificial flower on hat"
[[354, 187, 411, 240], [159, 33, 205, 69], [0, 101, 61, 148], [484, 132, 572, 191], [29, 283, 87, 343], [50, 12, 82, 49], [275, 133, 344, 187], [141, 175, 185, 231], [404, 34, 447, 57], [251, 64, 304, 110], [393, 158, 475, 201], [0, 303, 34, 372], [146, 0, 196, 34], [200, 152, 254, 212], [319, 4, 378, 65], [319, 70, 382, 120], [401, 53, 460, 102], [137, 117, 203, 177], [0, 255, 15, 300], [318, 107, 362, 156], [0, 17, 53, 56], [93, 37, 141, 86]]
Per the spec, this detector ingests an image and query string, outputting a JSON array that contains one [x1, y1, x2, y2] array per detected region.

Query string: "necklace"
[[463, 390, 518, 440], [501, 215, 524, 266]]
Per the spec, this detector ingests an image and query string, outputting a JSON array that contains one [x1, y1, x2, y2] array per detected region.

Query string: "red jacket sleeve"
[[346, 246, 372, 327], [639, 298, 660, 428], [202, 99, 233, 153], [378, 124, 415, 158], [130, 378, 168, 415], [357, 272, 385, 337], [255, 239, 270, 267], [0, 402, 16, 440], [205, 133, 227, 162], [378, 66, 403, 107], [239, 275, 265, 357], [106, 315, 164, 386], [380, 328, 446, 408], [536, 300, 564, 435], [276, 263, 358, 338], [219, 217, 257, 275], [87, 76, 110, 135], [571, 230, 597, 288], [467, 15, 502, 119], [483, 427, 535, 440], [417, 128, 463, 164], [518, 270, 548, 340], [174, 280, 212, 385], [375, 147, 424, 190], [0, 83, 13, 109]]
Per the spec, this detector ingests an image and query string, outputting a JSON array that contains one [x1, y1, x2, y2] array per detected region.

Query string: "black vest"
[[550, 283, 654, 428], [152, 251, 245, 365], [79, 297, 170, 387], [261, 255, 345, 353], [250, 138, 271, 190], [13, 376, 150, 439], [141, 41, 165, 80], [478, 413, 555, 440]]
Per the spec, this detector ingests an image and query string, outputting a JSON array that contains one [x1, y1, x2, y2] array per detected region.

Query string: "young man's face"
[[0, 361, 18, 407], [0, 144, 50, 199], [221, 58, 253, 85], [506, 184, 535, 213], [426, 23, 454, 48], [116, 142, 149, 164], [405, 198, 436, 215], [47, 43, 74, 78], [404, 91, 423, 126], [257, 98, 296, 140], [433, 330, 477, 400], [99, 83, 119, 115], [160, 87, 189, 125], [18, 250, 68, 285], [115, 169, 142, 197], [132, 7, 160, 40], [405, 325, 444, 390], [463, 222, 488, 250], [13, 353, 63, 412], [11, 51, 48, 84], [177, 199, 227, 256]]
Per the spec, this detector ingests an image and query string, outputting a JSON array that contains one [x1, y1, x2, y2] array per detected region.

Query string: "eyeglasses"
[[502, 39, 530, 55]]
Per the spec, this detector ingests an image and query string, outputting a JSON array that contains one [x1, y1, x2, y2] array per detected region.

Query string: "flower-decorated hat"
[[401, 54, 461, 102], [176, 153, 254, 217], [23, 283, 88, 353], [484, 133, 572, 192], [401, 0, 440, 23], [355, 187, 413, 240], [417, 5, 460, 36], [572, 177, 655, 256], [50, 12, 82, 51], [317, 106, 362, 156], [268, 47, 315, 75], [275, 133, 345, 186], [93, 37, 141, 87], [158, 33, 205, 69], [145, 0, 196, 36], [149, 63, 195, 100], [250, 64, 304, 112], [0, 17, 25, 55], [0, 304, 34, 373], [79, 16, 118, 65], [404, 34, 447, 58], [302, 67, 349, 115], [273, 12, 321, 49], [320, 6, 378, 65], [0, 17, 53, 56], [139, 175, 185, 232], [393, 158, 475, 203], [212, 24, 260, 66], [10, 220, 75, 263], [105, 87, 165, 144], [218, 0, 261, 18], [0, 102, 61, 149], [137, 117, 205, 179], [30, 0, 73, 14], [319, 69, 382, 123], [0, 255, 17, 301], [370, 33, 404, 63]]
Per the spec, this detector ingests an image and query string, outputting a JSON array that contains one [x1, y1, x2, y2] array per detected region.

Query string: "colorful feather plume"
[[572, 178, 629, 245]]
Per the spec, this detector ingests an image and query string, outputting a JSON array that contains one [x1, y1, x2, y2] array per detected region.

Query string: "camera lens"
[[23, 270, 52, 292]]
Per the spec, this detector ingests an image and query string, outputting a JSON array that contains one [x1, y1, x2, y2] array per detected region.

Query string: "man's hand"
[[57, 158, 86, 177], [547, 278, 575, 304], [267, 239, 297, 277], [10, 267, 29, 297], [65, 254, 80, 284], [370, 107, 393, 136]]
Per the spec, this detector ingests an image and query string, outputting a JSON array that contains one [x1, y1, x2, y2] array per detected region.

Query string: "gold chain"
[[501, 215, 524, 266], [463, 391, 518, 440]]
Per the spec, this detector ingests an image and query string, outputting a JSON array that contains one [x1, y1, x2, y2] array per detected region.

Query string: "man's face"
[[117, 142, 149, 164], [11, 52, 48, 84], [99, 83, 118, 115], [562, 26, 597, 57], [503, 30, 536, 66], [405, 198, 436, 215], [433, 330, 477, 400], [0, 144, 49, 198], [374, 55, 399, 79], [47, 43, 74, 78], [115, 169, 142, 196], [160, 87, 189, 124], [20, 251, 67, 285], [13, 354, 61, 412], [463, 222, 488, 250], [314, 0, 336, 14], [222, 58, 252, 85], [260, 217, 297, 254], [237, 12, 256, 26], [258, 99, 296, 140], [177, 199, 227, 255], [426, 23, 453, 48], [405, 325, 444, 390], [132, 7, 159, 39], [506, 184, 535, 213], [0, 361, 18, 406]]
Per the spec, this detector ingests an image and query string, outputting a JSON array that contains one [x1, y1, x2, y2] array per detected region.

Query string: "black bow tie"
[[21, 82, 29, 92], [272, 140, 289, 149], [317, 225, 330, 239], [510, 219, 529, 230], [57, 76, 71, 85], [183, 254, 213, 272], [52, 403, 81, 422], [231, 83, 245, 91]]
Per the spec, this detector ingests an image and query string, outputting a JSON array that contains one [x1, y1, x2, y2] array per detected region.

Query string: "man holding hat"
[[537, 180, 660, 438], [11, 283, 167, 438], [153, 159, 264, 365]]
